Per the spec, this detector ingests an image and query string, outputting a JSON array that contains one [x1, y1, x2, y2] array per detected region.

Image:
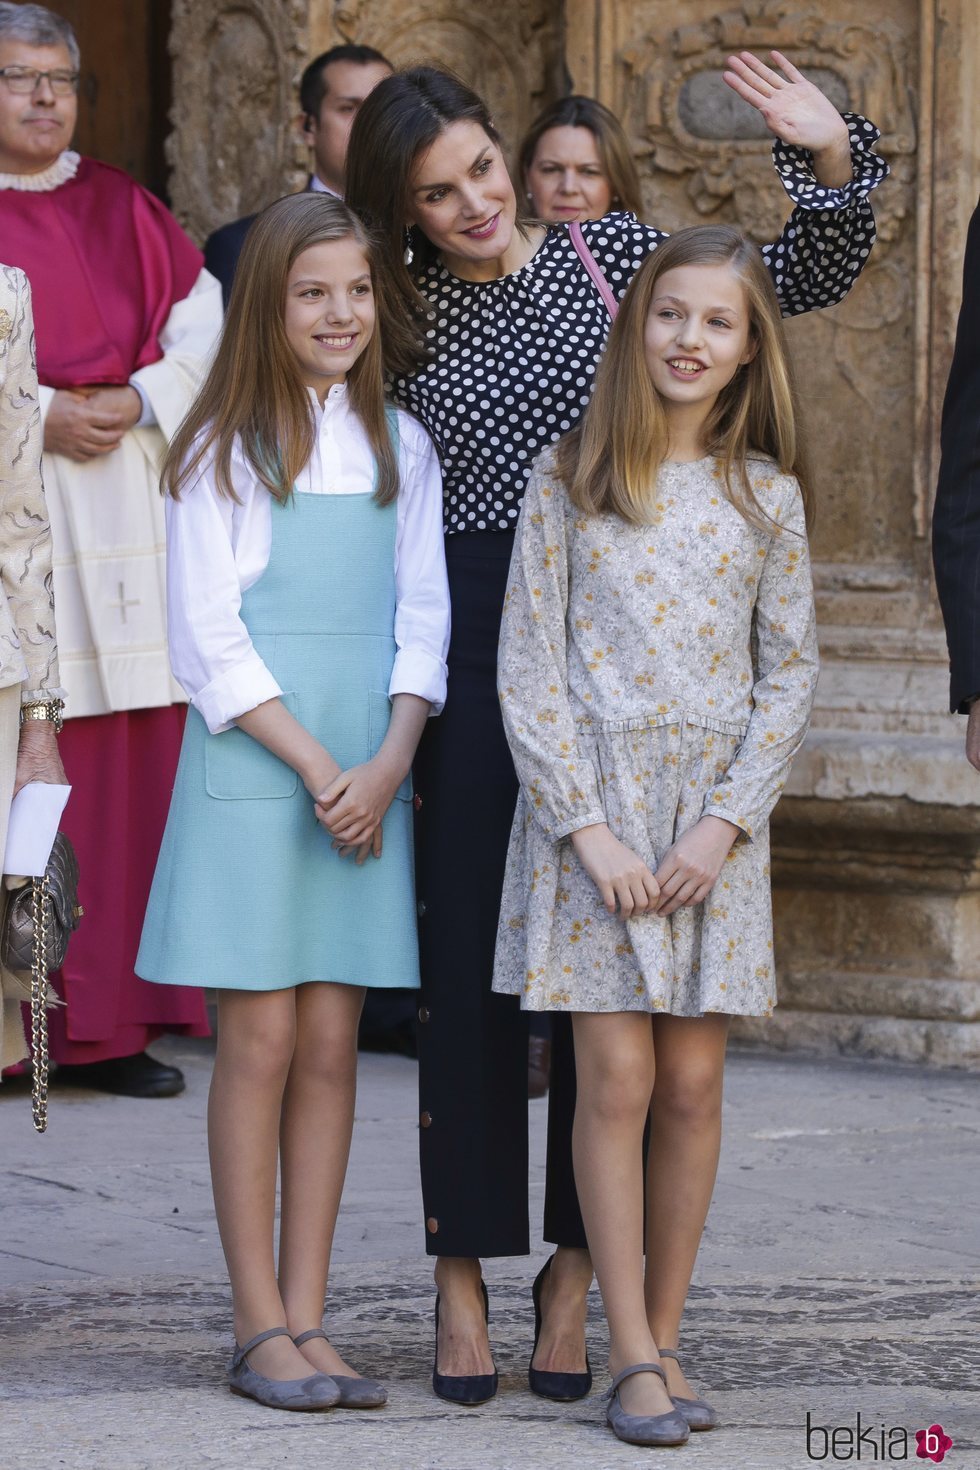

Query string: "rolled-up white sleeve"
[[389, 419, 450, 714], [165, 458, 281, 733]]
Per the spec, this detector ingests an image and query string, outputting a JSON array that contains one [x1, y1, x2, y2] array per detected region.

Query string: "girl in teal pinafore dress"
[[136, 195, 449, 1411]]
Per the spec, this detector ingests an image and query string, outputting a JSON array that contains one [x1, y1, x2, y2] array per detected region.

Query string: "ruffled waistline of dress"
[[576, 708, 749, 741]]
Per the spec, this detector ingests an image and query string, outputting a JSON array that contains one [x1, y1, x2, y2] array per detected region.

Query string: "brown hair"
[[164, 193, 400, 506], [556, 224, 811, 533], [346, 65, 530, 366], [519, 95, 643, 218]]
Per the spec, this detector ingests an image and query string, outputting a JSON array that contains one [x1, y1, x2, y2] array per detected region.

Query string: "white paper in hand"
[[2, 783, 71, 878]]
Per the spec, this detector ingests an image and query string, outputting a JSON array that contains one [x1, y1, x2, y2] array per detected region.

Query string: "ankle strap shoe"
[[228, 1326, 340, 1411], [657, 1347, 718, 1430], [604, 1362, 690, 1446], [292, 1328, 387, 1408]]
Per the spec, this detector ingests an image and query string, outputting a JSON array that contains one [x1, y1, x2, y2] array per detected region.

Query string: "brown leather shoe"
[[528, 1036, 551, 1098]]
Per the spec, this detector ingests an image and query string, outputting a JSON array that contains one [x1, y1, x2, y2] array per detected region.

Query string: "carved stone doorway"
[[165, 0, 980, 1066]]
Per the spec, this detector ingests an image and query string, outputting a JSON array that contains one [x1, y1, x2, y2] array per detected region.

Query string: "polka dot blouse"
[[390, 113, 887, 535]]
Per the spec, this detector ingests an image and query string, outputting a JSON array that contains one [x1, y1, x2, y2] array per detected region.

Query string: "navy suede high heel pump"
[[432, 1281, 498, 1405], [528, 1255, 592, 1401]]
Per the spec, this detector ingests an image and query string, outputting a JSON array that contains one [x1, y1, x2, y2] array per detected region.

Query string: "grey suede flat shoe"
[[604, 1362, 690, 1447], [658, 1347, 718, 1430], [293, 1328, 388, 1408], [228, 1327, 340, 1411]]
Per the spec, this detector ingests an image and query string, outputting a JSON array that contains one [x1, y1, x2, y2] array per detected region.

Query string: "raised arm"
[[724, 51, 888, 316]]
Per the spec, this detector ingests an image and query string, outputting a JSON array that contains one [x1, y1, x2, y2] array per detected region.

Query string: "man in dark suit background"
[[933, 201, 980, 770], [204, 43, 391, 305]]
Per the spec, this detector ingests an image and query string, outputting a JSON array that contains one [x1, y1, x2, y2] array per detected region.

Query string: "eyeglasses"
[[0, 66, 79, 96]]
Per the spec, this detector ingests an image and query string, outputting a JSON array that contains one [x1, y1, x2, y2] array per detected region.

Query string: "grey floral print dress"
[[492, 450, 818, 1018]]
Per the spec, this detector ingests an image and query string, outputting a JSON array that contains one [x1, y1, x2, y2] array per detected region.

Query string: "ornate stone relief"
[[313, 0, 562, 161], [585, 3, 921, 576], [167, 0, 309, 242], [620, 7, 914, 245], [169, 0, 562, 239]]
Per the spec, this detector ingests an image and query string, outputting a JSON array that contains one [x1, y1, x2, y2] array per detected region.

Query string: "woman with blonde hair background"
[[520, 95, 643, 223]]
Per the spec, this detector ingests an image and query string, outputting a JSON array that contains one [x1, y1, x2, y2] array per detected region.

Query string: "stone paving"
[[1, 1038, 978, 1470]]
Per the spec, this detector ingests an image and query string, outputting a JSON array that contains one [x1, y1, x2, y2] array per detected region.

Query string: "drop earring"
[[403, 227, 415, 267]]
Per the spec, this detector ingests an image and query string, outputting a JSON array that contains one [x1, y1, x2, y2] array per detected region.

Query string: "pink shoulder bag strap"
[[569, 221, 619, 320]]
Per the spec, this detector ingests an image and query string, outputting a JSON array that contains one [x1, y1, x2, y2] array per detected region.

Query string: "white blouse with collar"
[[166, 386, 450, 734]]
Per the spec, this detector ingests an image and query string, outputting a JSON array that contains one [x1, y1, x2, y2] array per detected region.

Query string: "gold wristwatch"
[[20, 698, 65, 735]]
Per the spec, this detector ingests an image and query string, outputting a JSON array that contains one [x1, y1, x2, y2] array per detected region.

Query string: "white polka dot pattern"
[[390, 113, 887, 536]]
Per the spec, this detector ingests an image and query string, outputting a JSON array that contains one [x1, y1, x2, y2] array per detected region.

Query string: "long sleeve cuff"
[[128, 377, 158, 429], [700, 800, 755, 843], [22, 685, 68, 704], [520, 758, 606, 841], [773, 112, 889, 210], [129, 356, 179, 430], [388, 647, 447, 715], [37, 383, 55, 425], [552, 807, 608, 841], [193, 656, 283, 735]]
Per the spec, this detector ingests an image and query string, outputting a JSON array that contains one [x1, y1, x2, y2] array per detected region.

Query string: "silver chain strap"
[[30, 874, 50, 1133]]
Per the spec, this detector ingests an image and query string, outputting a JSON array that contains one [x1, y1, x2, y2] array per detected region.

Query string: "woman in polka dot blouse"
[[346, 51, 887, 1407]]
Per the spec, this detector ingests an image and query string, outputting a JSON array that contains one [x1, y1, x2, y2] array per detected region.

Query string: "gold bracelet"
[[20, 698, 65, 735]]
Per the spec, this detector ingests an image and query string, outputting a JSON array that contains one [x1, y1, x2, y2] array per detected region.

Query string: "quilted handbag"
[[1, 832, 82, 1131]]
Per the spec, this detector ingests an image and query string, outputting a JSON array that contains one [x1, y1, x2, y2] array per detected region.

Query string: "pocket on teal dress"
[[205, 693, 301, 800], [368, 689, 413, 802]]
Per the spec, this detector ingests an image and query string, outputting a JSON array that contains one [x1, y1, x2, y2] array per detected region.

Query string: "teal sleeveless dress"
[[136, 454, 419, 992]]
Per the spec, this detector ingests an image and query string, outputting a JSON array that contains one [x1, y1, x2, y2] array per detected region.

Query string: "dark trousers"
[[415, 532, 587, 1257]]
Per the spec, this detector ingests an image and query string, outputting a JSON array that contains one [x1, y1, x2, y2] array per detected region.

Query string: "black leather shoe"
[[55, 1051, 185, 1098], [432, 1281, 498, 1405], [528, 1256, 592, 1401]]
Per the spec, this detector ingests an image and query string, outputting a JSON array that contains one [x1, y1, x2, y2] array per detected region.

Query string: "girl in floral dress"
[[493, 224, 818, 1447]]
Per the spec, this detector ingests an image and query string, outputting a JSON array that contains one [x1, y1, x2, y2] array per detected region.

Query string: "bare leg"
[[433, 1256, 495, 1376], [570, 1011, 673, 1418], [644, 1013, 730, 1402], [208, 988, 313, 1380], [279, 982, 366, 1378]]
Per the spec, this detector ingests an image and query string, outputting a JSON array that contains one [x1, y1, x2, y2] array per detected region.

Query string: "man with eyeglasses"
[[0, 4, 218, 1098]]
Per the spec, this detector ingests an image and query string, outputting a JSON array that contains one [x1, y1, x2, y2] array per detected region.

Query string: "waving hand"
[[724, 50, 852, 184]]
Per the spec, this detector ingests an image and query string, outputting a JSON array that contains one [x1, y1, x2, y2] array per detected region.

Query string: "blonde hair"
[[556, 224, 811, 532], [164, 193, 399, 506]]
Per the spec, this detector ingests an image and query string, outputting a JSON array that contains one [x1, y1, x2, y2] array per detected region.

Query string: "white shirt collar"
[[309, 174, 343, 199], [306, 382, 349, 415]]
